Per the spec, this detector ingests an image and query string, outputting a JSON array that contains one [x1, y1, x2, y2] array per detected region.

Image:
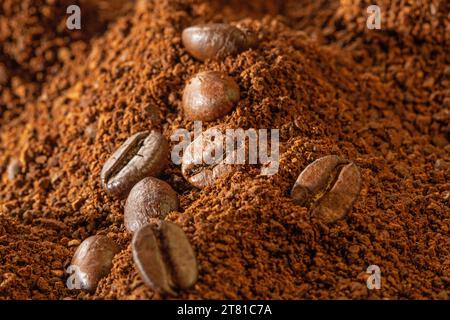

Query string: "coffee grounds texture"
[[0, 0, 132, 126], [0, 0, 448, 300]]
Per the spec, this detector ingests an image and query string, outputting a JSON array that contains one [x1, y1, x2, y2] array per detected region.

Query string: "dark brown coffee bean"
[[132, 221, 198, 295], [182, 23, 257, 61], [181, 131, 239, 188], [183, 71, 240, 121], [69, 235, 119, 292], [291, 155, 362, 223], [101, 130, 169, 198], [124, 177, 179, 233]]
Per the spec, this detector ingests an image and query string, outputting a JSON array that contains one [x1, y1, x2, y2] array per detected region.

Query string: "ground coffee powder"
[[0, 0, 448, 299]]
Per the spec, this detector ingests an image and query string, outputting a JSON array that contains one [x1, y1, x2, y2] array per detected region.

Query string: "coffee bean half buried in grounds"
[[132, 221, 198, 295], [101, 130, 169, 198], [181, 130, 240, 189], [182, 23, 257, 61], [291, 155, 362, 223], [69, 235, 119, 292], [124, 177, 179, 234], [183, 71, 240, 122]]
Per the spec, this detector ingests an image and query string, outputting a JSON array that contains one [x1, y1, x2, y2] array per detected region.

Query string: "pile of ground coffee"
[[0, 0, 131, 125], [0, 215, 70, 299], [0, 0, 448, 299], [338, 0, 449, 44], [307, 0, 450, 158]]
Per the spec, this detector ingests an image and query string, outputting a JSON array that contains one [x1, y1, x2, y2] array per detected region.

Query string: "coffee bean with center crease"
[[291, 155, 362, 223], [124, 177, 179, 233], [181, 130, 241, 188], [101, 130, 169, 198], [69, 235, 119, 292], [132, 221, 198, 295], [182, 23, 258, 61], [183, 71, 240, 121]]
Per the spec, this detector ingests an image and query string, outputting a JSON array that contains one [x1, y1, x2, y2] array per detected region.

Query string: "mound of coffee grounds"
[[0, 0, 448, 300], [324, 1, 449, 146], [0, 215, 70, 299], [277, 1, 449, 149], [338, 0, 449, 44], [0, 0, 130, 124]]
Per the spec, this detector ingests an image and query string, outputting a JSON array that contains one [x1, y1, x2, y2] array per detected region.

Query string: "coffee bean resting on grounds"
[[124, 177, 180, 234], [181, 23, 258, 61], [101, 130, 169, 198], [182, 70, 241, 121], [69, 235, 119, 292], [0, 0, 448, 300], [291, 155, 362, 224], [132, 221, 198, 295], [181, 130, 239, 189]]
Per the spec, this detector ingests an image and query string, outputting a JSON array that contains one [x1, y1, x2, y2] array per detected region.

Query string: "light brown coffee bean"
[[182, 23, 257, 61], [69, 235, 119, 292], [181, 130, 240, 189], [124, 177, 179, 234], [182, 71, 240, 122], [101, 130, 169, 198], [132, 221, 198, 295], [291, 155, 362, 223]]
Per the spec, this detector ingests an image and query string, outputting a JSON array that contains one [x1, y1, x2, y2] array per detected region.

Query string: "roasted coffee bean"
[[69, 235, 119, 292], [101, 130, 169, 198], [124, 177, 179, 233], [182, 23, 257, 61], [183, 71, 240, 121], [291, 155, 361, 223], [132, 221, 198, 295], [181, 131, 239, 188]]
